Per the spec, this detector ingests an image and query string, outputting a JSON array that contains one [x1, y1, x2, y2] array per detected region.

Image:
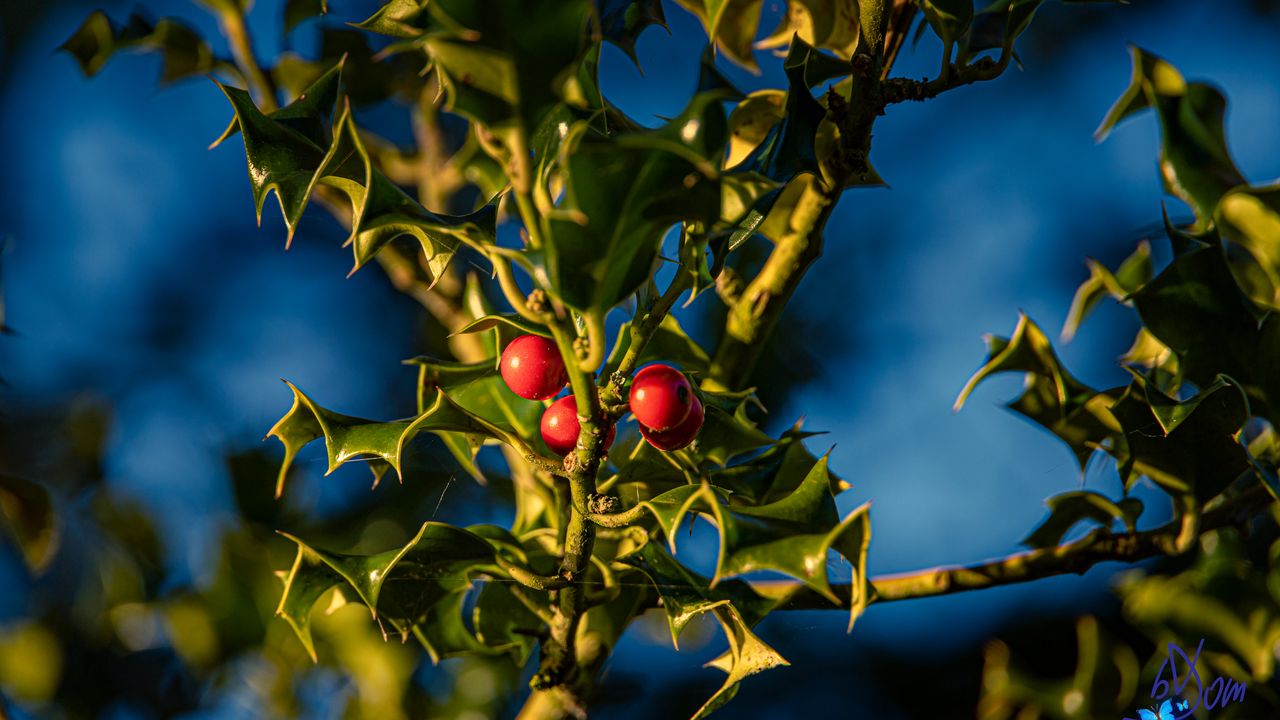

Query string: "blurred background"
[[2, 0, 1279, 717]]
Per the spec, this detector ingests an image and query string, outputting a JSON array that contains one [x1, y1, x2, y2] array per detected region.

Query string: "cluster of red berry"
[[499, 335, 705, 457]]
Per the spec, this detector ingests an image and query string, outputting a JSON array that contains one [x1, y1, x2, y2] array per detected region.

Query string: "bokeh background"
[[2, 0, 1279, 717]]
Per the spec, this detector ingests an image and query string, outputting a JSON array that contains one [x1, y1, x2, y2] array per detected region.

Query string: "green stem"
[[704, 175, 837, 391], [216, 7, 276, 111], [533, 320, 609, 698], [601, 271, 692, 407], [751, 483, 1272, 609]]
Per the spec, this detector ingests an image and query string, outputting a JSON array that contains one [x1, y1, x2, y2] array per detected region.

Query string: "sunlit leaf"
[[1096, 48, 1244, 222], [265, 381, 511, 497], [757, 0, 861, 59], [1022, 490, 1143, 548], [61, 11, 224, 83], [1216, 184, 1280, 310], [0, 475, 58, 573], [1061, 240, 1151, 341], [276, 521, 496, 661]]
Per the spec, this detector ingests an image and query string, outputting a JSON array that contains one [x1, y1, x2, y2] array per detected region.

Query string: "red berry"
[[500, 334, 567, 400], [629, 364, 693, 431], [640, 396, 704, 451], [540, 395, 616, 457]]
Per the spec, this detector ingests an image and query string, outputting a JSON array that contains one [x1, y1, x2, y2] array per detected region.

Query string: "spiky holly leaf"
[[694, 404, 775, 466], [692, 604, 791, 719], [757, 0, 861, 60], [1216, 184, 1280, 310], [638, 458, 871, 609], [918, 0, 975, 46], [265, 381, 531, 497], [1130, 243, 1280, 424], [0, 474, 58, 574], [1061, 240, 1152, 341], [275, 521, 497, 661], [453, 314, 553, 340], [728, 39, 825, 184], [423, 0, 591, 141], [352, 0, 432, 38], [1022, 491, 1143, 548], [709, 426, 848, 504], [60, 11, 225, 83], [1108, 374, 1250, 501], [284, 0, 328, 33], [1096, 47, 1245, 223], [673, 0, 766, 70], [542, 103, 725, 312], [211, 59, 344, 151], [217, 73, 497, 278], [594, 0, 668, 65], [472, 581, 547, 664], [403, 356, 508, 483], [956, 313, 1120, 470], [629, 542, 784, 648]]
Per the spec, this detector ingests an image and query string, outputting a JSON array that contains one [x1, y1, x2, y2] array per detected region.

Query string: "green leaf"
[[918, 0, 975, 46], [693, 604, 790, 719], [955, 313, 1081, 412], [424, 0, 591, 138], [956, 314, 1121, 470], [284, 0, 327, 33], [757, 0, 861, 59], [543, 112, 723, 311], [1108, 374, 1250, 500], [695, 404, 775, 466], [0, 475, 58, 573], [729, 40, 825, 184], [628, 541, 784, 648], [403, 356, 507, 483], [974, 0, 1042, 49], [212, 56, 345, 151], [452, 314, 552, 340], [640, 457, 871, 607], [61, 11, 223, 83], [322, 104, 499, 277], [472, 581, 546, 663], [265, 381, 511, 497], [1022, 490, 1143, 548], [674, 0, 767, 70], [214, 82, 329, 240], [1061, 240, 1152, 341], [1095, 45, 1186, 141], [276, 521, 496, 661], [1130, 245, 1265, 403], [1095, 48, 1245, 222], [352, 0, 431, 38], [726, 91, 785, 169], [216, 74, 497, 277], [1216, 184, 1280, 310], [594, 0, 669, 65], [710, 425, 848, 504]]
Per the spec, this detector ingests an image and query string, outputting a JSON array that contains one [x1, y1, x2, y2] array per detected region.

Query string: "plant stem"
[[217, 7, 276, 111], [600, 271, 692, 407], [533, 321, 608, 701], [749, 483, 1272, 609], [704, 175, 836, 391]]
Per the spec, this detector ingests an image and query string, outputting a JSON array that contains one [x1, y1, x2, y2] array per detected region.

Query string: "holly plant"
[[52, 0, 1280, 718]]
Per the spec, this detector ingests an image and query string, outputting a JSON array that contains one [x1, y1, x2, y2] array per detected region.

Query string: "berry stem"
[[601, 269, 692, 408]]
